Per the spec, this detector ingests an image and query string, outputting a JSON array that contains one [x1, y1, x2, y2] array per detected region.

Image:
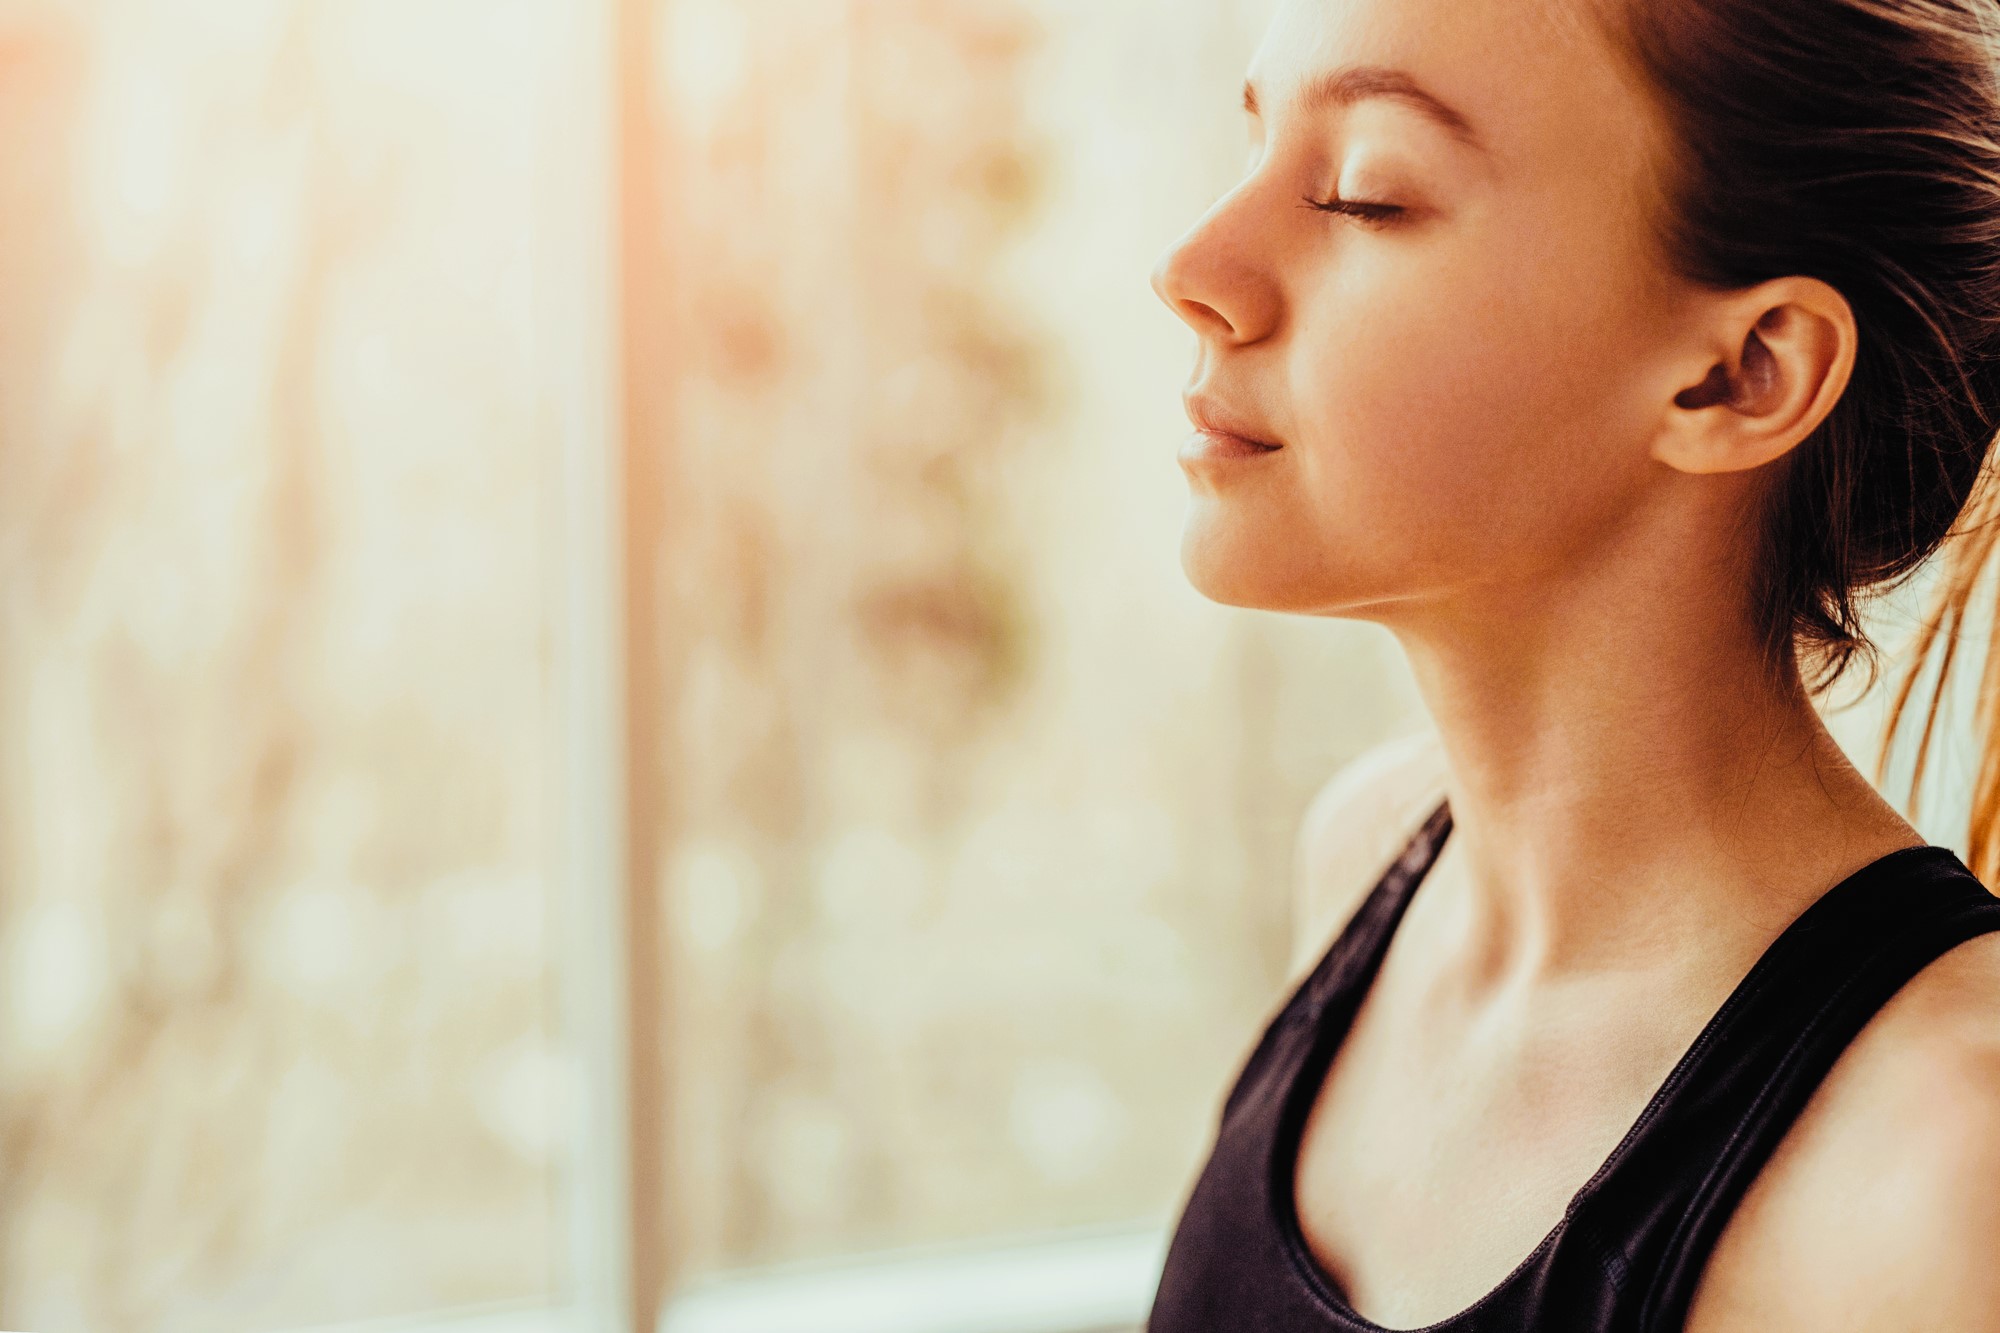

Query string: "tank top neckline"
[[1267, 795, 1961, 1333]]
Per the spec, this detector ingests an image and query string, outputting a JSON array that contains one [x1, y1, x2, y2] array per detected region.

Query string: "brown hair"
[[1598, 0, 2000, 881]]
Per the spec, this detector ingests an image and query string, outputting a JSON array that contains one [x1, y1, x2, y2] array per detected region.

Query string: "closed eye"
[[1300, 194, 1406, 226]]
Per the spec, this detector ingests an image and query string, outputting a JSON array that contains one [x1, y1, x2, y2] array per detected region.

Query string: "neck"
[[1383, 521, 1919, 985]]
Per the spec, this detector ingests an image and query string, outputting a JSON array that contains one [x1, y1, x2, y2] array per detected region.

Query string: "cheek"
[[1284, 241, 1653, 583]]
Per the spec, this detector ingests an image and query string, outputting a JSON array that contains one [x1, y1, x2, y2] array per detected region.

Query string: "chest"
[[1291, 965, 1700, 1328]]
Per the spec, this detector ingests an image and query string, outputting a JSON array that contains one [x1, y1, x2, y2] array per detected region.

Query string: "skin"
[[1150, 0, 2000, 1328]]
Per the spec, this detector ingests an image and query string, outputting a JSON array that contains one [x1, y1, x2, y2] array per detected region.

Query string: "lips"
[[1182, 391, 1282, 450]]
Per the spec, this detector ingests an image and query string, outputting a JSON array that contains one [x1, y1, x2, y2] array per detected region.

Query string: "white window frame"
[[656, 1222, 1169, 1333]]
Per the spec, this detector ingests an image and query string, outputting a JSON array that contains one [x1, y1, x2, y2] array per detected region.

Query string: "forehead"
[[1247, 0, 1651, 174]]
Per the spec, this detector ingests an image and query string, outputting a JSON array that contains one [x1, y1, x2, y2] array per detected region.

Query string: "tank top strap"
[[1296, 796, 1455, 1024], [1214, 796, 1453, 1128], [1561, 841, 2000, 1331]]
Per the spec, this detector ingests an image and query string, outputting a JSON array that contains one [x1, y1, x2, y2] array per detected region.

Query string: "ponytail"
[[1883, 468, 2000, 883]]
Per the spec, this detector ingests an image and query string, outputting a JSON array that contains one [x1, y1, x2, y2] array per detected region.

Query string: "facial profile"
[[1151, 0, 1855, 642], [1147, 0, 2000, 1325]]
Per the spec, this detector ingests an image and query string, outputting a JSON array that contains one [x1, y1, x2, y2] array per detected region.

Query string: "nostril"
[[1153, 227, 1260, 344], [1178, 298, 1235, 341], [1154, 256, 1212, 327]]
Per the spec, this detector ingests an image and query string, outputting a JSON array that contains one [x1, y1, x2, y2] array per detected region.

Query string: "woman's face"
[[1153, 0, 1695, 620]]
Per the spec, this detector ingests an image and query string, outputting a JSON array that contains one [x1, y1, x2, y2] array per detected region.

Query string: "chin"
[[1177, 514, 1396, 618], [1179, 518, 1309, 612]]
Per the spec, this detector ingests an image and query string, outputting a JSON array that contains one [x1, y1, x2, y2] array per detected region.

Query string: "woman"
[[1144, 0, 2000, 1329]]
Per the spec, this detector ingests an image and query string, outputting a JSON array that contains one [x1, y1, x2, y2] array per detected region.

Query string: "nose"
[[1149, 188, 1282, 347]]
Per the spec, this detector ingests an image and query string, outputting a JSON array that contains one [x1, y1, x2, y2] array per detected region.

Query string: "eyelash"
[[1300, 194, 1406, 226]]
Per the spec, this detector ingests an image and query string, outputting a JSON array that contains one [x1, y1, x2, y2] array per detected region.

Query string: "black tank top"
[[1146, 797, 2000, 1333]]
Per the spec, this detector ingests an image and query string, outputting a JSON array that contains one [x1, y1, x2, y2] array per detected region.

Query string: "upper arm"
[[1683, 932, 2000, 1333], [1284, 725, 1450, 991]]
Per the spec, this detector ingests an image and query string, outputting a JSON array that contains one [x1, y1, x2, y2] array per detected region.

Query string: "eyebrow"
[[1242, 65, 1488, 155]]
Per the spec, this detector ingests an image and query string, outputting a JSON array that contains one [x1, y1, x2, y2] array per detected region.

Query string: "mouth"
[[1181, 391, 1284, 462], [1182, 428, 1282, 461]]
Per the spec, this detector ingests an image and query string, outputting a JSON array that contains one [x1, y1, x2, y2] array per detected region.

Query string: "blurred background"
[[0, 3, 1982, 1333]]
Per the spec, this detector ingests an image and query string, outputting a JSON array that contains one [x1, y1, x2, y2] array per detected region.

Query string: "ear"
[[1651, 276, 1858, 477]]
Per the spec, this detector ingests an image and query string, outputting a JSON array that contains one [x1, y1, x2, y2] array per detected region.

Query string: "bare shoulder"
[[1685, 928, 2000, 1333], [1284, 726, 1451, 989]]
